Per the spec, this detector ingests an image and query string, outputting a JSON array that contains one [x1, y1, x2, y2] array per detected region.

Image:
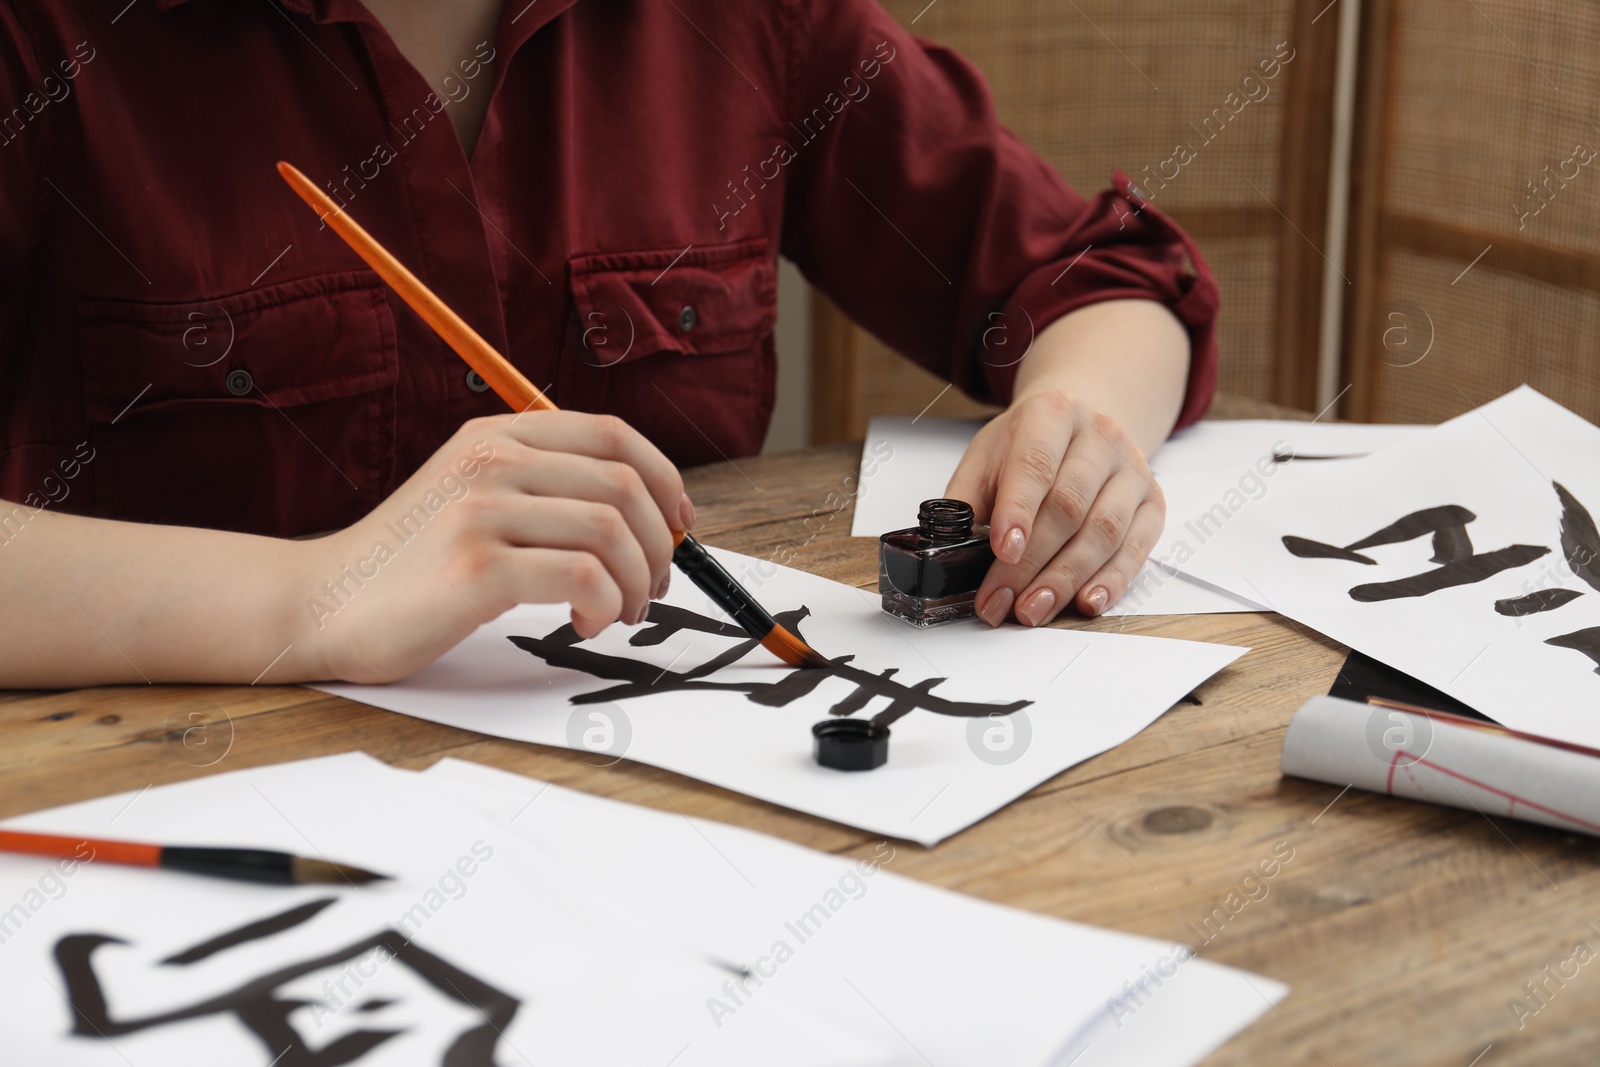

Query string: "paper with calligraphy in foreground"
[[0, 754, 1285, 1065]]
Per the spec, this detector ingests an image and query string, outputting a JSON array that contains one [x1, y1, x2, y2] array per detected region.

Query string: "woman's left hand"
[[945, 388, 1165, 626]]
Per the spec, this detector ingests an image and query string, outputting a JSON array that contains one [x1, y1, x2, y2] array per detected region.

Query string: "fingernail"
[[978, 587, 1014, 627], [630, 602, 649, 626], [679, 493, 697, 530], [1017, 587, 1057, 627], [656, 572, 671, 599], [1085, 586, 1110, 615], [1000, 526, 1026, 564]]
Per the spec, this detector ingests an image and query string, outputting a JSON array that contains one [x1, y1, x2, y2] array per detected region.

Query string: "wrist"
[[268, 532, 344, 683], [1009, 370, 1075, 407]]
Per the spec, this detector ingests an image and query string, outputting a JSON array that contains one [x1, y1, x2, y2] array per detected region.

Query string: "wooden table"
[[4, 415, 1596, 1066]]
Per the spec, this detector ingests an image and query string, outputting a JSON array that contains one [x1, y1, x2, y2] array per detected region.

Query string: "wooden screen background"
[[1344, 0, 1600, 424], [810, 0, 1341, 444]]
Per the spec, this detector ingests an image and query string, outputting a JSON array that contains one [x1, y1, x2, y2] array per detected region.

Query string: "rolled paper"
[[1281, 696, 1600, 837]]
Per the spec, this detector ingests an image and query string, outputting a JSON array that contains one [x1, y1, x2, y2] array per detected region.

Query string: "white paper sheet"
[[851, 417, 987, 539], [1149, 419, 1424, 473], [316, 547, 1246, 846], [1183, 387, 1600, 749], [1281, 697, 1600, 836], [851, 416, 1423, 616], [0, 754, 1284, 1066], [421, 756, 1288, 1067], [0, 753, 889, 1066]]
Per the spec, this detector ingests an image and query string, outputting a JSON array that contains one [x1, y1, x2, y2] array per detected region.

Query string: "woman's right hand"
[[298, 411, 694, 684]]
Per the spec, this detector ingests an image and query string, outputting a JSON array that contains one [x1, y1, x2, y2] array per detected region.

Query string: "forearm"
[[1010, 298, 1192, 457], [0, 505, 324, 688]]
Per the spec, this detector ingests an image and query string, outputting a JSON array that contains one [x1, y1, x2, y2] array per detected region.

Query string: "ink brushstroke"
[[1282, 504, 1547, 601], [55, 898, 519, 1066], [1555, 480, 1600, 594], [1280, 480, 1600, 677], [508, 602, 1028, 730]]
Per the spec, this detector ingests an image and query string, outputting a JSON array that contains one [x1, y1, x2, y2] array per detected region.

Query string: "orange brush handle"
[[279, 161, 691, 550], [276, 161, 555, 416], [0, 829, 157, 866]]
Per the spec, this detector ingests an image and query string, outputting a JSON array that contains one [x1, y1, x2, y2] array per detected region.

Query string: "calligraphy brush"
[[276, 161, 828, 669], [0, 829, 389, 886]]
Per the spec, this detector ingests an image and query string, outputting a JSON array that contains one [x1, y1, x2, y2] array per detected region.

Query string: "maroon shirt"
[[0, 0, 1218, 537]]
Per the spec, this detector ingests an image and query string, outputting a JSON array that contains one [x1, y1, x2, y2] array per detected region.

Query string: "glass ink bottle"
[[878, 498, 995, 626]]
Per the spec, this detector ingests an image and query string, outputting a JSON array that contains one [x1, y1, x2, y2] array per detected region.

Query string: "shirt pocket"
[[562, 237, 778, 464], [77, 270, 398, 536]]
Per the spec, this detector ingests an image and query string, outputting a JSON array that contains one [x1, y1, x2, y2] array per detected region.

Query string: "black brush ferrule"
[[160, 847, 296, 884], [672, 536, 776, 640]]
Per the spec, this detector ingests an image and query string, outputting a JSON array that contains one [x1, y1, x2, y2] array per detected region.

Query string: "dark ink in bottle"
[[879, 499, 995, 626]]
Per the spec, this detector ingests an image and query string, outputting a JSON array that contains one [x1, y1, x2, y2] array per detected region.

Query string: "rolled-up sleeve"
[[780, 0, 1220, 429]]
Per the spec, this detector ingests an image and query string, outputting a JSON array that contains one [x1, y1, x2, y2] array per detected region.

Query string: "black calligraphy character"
[[1287, 483, 1600, 678], [1283, 504, 1548, 602], [509, 602, 1029, 729], [55, 898, 520, 1066]]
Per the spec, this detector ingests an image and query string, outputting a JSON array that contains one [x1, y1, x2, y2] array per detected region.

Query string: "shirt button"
[[225, 369, 253, 396], [679, 305, 697, 332], [465, 369, 491, 393]]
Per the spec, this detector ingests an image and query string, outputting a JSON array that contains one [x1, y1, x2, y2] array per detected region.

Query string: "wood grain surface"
[[2, 403, 1593, 1066]]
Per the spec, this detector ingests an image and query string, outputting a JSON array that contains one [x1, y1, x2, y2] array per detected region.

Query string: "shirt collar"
[[154, 0, 581, 52], [157, 0, 362, 19]]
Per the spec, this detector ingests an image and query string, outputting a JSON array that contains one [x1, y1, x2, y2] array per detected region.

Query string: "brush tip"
[[762, 625, 831, 669], [292, 857, 392, 886]]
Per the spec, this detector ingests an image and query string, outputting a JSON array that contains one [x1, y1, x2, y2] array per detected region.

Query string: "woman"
[[0, 0, 1215, 686]]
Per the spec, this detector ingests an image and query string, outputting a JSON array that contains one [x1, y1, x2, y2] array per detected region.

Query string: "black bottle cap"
[[812, 718, 890, 771]]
